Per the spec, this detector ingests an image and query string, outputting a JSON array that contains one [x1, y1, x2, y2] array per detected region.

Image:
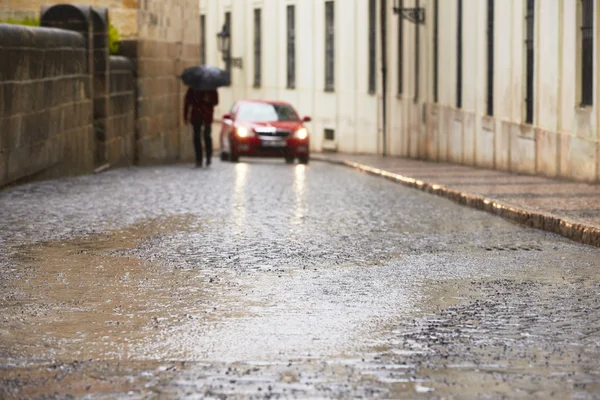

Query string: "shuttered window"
[[325, 1, 335, 91], [433, 0, 438, 102], [368, 0, 376, 94], [254, 9, 261, 87], [581, 0, 593, 106], [225, 12, 231, 83], [287, 5, 296, 89], [398, 0, 404, 95], [487, 0, 494, 116], [456, 0, 463, 108], [200, 14, 206, 65], [525, 0, 534, 123]]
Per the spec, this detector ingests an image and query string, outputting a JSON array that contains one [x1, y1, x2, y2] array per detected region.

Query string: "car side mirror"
[[223, 113, 232, 120], [302, 116, 312, 122]]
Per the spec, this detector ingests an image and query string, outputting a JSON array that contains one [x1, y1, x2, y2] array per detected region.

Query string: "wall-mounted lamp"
[[393, 0, 425, 24], [217, 23, 243, 69]]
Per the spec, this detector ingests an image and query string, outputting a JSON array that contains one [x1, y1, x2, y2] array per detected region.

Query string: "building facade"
[[202, 0, 599, 182]]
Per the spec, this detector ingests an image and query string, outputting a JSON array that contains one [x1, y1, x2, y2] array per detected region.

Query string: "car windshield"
[[236, 102, 299, 122]]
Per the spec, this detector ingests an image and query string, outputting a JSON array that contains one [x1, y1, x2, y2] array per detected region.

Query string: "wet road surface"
[[0, 160, 599, 399]]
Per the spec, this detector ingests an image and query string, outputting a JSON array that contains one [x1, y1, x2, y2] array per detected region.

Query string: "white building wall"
[[201, 0, 377, 154], [200, 0, 599, 182]]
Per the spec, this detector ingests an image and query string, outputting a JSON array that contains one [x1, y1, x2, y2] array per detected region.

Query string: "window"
[[287, 5, 296, 89], [368, 0, 376, 94], [433, 0, 438, 102], [254, 9, 261, 87], [236, 102, 300, 122], [581, 0, 593, 106], [324, 128, 335, 141], [200, 14, 206, 65], [525, 0, 534, 123], [397, 0, 404, 95], [487, 0, 494, 115], [225, 12, 232, 83], [414, 0, 420, 104], [456, 0, 462, 108], [325, 1, 335, 91]]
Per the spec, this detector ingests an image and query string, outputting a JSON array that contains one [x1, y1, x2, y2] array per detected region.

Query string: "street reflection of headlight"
[[295, 128, 308, 140], [236, 126, 250, 137]]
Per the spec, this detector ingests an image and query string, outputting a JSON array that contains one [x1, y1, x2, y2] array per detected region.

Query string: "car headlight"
[[294, 128, 308, 140], [236, 126, 250, 138]]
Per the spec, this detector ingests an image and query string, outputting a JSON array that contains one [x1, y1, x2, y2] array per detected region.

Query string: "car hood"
[[238, 121, 304, 132]]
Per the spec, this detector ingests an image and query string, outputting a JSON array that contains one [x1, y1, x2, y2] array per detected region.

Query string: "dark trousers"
[[192, 117, 212, 165]]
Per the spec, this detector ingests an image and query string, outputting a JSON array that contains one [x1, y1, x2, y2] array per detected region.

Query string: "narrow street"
[[1, 160, 599, 399]]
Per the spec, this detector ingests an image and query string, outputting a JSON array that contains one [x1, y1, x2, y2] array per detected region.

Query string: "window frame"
[[456, 0, 463, 109], [486, 0, 494, 116], [200, 14, 206, 65], [287, 5, 296, 89], [325, 1, 335, 92], [225, 12, 232, 85], [398, 0, 404, 96], [253, 8, 262, 87], [433, 0, 438, 103], [524, 0, 534, 124], [368, 0, 376, 94], [580, 0, 594, 106]]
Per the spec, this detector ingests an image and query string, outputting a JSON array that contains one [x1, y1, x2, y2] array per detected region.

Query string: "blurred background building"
[[203, 0, 599, 182], [2, 0, 201, 165]]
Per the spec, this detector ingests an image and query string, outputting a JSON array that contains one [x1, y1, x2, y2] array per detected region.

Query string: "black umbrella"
[[180, 65, 230, 91]]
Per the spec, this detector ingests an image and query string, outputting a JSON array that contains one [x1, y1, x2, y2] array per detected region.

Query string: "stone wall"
[[123, 0, 201, 164], [0, 24, 94, 187], [106, 55, 135, 166], [0, 0, 138, 38], [2, 0, 202, 180]]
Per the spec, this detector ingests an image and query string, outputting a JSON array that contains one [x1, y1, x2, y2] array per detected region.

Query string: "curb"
[[313, 156, 600, 248]]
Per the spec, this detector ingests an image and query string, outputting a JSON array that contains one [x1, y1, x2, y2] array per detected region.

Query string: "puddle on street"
[[2, 210, 599, 398], [363, 256, 600, 399], [0, 215, 230, 363]]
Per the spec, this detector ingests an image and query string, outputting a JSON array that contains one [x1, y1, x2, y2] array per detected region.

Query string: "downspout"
[[380, 0, 388, 156]]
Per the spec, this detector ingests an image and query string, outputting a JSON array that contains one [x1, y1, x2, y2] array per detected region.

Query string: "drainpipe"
[[380, 0, 388, 156]]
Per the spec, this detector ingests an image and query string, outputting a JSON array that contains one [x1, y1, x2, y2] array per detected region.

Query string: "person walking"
[[183, 88, 219, 167]]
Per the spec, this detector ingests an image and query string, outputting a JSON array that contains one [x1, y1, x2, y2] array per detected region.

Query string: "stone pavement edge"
[[312, 153, 600, 248]]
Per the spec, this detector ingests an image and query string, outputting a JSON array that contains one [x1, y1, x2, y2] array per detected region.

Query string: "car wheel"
[[220, 151, 229, 161], [298, 155, 309, 164], [285, 156, 295, 164]]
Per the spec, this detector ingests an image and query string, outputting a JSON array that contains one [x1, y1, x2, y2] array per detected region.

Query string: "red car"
[[219, 100, 311, 164]]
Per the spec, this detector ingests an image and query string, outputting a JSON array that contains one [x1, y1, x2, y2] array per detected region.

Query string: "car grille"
[[257, 130, 290, 138]]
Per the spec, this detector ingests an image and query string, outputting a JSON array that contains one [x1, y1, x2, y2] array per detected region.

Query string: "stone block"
[[28, 48, 45, 80], [94, 96, 109, 119], [509, 122, 536, 175], [74, 77, 90, 101], [116, 39, 139, 60], [462, 112, 475, 165], [496, 121, 511, 171], [0, 150, 7, 185], [448, 115, 463, 163], [22, 110, 51, 145], [535, 128, 559, 178], [559, 133, 597, 182], [6, 141, 50, 183], [4, 83, 23, 116], [3, 115, 23, 150], [476, 116, 495, 169], [110, 9, 138, 39], [94, 73, 110, 94]]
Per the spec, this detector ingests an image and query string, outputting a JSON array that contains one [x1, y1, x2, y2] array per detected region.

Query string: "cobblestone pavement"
[[0, 159, 599, 399], [313, 153, 600, 247]]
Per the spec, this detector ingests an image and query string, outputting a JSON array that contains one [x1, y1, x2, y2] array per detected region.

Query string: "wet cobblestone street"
[[1, 160, 599, 399]]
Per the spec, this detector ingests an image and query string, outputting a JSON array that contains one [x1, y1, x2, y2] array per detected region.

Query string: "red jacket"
[[184, 88, 219, 124]]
